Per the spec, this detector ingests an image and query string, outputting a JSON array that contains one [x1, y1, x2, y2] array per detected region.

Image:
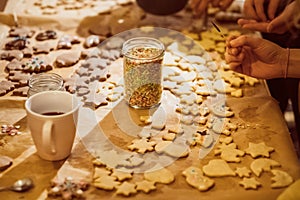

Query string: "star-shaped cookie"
[[128, 138, 156, 154], [239, 177, 261, 189], [245, 142, 274, 158], [116, 181, 137, 196], [214, 143, 245, 162], [235, 167, 251, 178], [93, 175, 120, 190], [136, 180, 156, 193]]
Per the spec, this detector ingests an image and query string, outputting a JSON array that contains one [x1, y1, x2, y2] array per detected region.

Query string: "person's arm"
[[286, 49, 300, 78], [226, 35, 300, 79]]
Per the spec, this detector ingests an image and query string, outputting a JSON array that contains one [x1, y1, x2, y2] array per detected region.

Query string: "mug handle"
[[43, 120, 56, 154]]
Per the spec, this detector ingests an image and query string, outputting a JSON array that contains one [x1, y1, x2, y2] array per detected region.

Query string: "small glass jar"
[[28, 73, 65, 97], [122, 37, 165, 109]]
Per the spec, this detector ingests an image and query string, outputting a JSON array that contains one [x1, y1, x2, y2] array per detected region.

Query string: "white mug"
[[25, 91, 81, 161]]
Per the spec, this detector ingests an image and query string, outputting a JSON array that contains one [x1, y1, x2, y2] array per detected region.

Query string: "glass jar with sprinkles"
[[27, 73, 65, 97], [122, 37, 165, 109]]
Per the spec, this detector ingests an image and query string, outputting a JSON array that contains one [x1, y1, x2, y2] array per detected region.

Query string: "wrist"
[[284, 48, 290, 78], [285, 49, 300, 78], [279, 48, 289, 78]]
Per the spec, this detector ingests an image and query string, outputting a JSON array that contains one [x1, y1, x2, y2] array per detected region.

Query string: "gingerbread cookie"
[[84, 35, 104, 48], [0, 80, 15, 96], [33, 42, 55, 54], [1, 50, 23, 61], [81, 57, 108, 71], [12, 86, 29, 97], [83, 92, 108, 109], [5, 37, 28, 50], [22, 47, 33, 58], [23, 57, 53, 73], [75, 67, 91, 77], [5, 59, 24, 71], [55, 51, 81, 67], [57, 35, 81, 49], [35, 30, 57, 41], [8, 71, 31, 87], [64, 75, 89, 94], [9, 27, 35, 38], [89, 67, 110, 82]]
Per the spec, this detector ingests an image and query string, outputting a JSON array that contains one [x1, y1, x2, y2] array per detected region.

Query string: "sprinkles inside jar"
[[122, 38, 164, 109]]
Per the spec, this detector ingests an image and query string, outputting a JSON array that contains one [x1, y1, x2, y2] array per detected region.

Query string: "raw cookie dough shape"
[[93, 175, 120, 191], [210, 101, 234, 118], [202, 159, 236, 177], [245, 142, 275, 158], [270, 169, 294, 188], [214, 143, 245, 162], [239, 177, 262, 190], [135, 180, 156, 193], [235, 167, 251, 178], [128, 138, 156, 154], [115, 181, 137, 196], [250, 158, 281, 177], [93, 167, 111, 179], [151, 107, 167, 130], [93, 150, 132, 169], [111, 169, 133, 181], [154, 140, 189, 158], [182, 166, 215, 191], [144, 166, 175, 184]]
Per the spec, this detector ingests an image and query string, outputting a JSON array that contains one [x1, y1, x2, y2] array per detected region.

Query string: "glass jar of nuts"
[[122, 37, 165, 109]]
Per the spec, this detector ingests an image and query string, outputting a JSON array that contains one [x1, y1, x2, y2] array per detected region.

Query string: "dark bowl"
[[136, 0, 188, 15]]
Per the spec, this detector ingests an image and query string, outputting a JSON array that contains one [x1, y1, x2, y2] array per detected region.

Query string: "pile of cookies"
[[0, 26, 124, 103]]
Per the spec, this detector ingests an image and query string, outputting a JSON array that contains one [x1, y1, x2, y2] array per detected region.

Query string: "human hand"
[[239, 1, 296, 34], [225, 35, 287, 79], [267, 1, 296, 33], [190, 0, 233, 16], [243, 0, 281, 21]]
